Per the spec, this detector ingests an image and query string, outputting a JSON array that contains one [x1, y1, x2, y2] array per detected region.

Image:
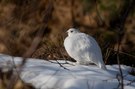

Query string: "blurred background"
[[0, 0, 135, 66]]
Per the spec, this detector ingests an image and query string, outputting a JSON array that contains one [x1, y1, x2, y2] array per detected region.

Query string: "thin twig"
[[108, 48, 135, 58], [115, 1, 135, 89], [116, 42, 124, 89], [126, 79, 135, 86], [56, 60, 69, 70], [104, 48, 112, 64], [94, 0, 105, 26]]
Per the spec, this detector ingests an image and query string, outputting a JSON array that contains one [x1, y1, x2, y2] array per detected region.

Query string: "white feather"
[[64, 28, 106, 70]]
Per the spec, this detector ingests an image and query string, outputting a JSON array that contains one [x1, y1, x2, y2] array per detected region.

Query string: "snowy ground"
[[0, 54, 135, 89]]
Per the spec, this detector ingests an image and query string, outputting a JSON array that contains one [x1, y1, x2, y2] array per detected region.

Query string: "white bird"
[[64, 28, 107, 70]]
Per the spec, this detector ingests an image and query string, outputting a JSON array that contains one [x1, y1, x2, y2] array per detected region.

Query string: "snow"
[[0, 54, 135, 89]]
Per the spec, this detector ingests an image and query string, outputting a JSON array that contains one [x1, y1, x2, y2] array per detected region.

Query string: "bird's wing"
[[72, 33, 103, 62], [64, 33, 97, 61], [87, 35, 106, 68], [87, 35, 103, 61], [73, 33, 98, 53]]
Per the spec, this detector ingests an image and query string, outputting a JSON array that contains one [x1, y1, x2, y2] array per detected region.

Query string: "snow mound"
[[0, 54, 135, 89]]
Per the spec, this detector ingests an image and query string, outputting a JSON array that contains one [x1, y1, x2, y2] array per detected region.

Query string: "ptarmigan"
[[64, 28, 106, 70]]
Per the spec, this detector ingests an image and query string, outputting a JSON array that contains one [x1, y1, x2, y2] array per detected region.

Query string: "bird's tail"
[[101, 65, 107, 70], [98, 62, 107, 70]]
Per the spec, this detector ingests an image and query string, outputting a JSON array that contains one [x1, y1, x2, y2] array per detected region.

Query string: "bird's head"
[[67, 28, 80, 36]]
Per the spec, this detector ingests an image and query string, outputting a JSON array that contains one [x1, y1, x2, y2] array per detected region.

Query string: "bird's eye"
[[71, 31, 73, 33]]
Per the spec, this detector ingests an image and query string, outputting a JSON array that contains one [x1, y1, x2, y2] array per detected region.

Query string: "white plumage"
[[64, 28, 106, 70]]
